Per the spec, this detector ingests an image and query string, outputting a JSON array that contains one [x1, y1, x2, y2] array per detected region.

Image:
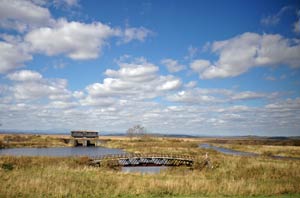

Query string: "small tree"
[[126, 125, 146, 138]]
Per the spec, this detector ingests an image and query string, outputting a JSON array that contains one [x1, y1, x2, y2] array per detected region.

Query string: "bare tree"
[[126, 125, 146, 138]]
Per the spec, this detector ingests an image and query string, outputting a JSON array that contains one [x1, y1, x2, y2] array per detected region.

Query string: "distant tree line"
[[126, 125, 147, 138]]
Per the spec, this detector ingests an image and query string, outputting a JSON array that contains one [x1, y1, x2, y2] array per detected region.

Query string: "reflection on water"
[[122, 166, 167, 174], [0, 147, 125, 157]]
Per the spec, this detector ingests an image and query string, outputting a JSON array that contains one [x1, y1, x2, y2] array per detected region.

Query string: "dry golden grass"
[[0, 134, 70, 148], [1, 154, 300, 197], [1, 135, 300, 197]]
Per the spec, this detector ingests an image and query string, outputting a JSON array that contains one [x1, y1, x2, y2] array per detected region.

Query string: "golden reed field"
[[0, 134, 300, 198]]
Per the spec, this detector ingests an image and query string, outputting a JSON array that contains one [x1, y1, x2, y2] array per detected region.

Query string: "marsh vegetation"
[[0, 135, 300, 197], [0, 134, 70, 148]]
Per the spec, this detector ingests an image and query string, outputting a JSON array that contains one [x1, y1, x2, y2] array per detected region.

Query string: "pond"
[[0, 147, 168, 173], [0, 147, 125, 157]]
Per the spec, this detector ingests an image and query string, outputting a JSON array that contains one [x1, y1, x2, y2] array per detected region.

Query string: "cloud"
[[166, 88, 276, 105], [121, 27, 152, 44], [184, 81, 197, 88], [265, 98, 300, 112], [82, 57, 182, 105], [190, 59, 210, 73], [0, 1, 153, 72], [80, 96, 116, 107], [53, 0, 79, 8], [157, 78, 182, 91], [294, 20, 300, 33], [231, 91, 266, 100], [7, 70, 72, 100], [48, 100, 78, 109], [7, 70, 42, 81], [167, 90, 218, 104], [161, 58, 185, 73], [184, 45, 198, 60], [73, 91, 84, 99], [0, 0, 52, 32], [261, 6, 290, 26], [166, 88, 234, 104], [25, 18, 117, 60], [0, 41, 32, 74], [22, 19, 152, 62], [191, 32, 300, 79], [1, 72, 299, 135], [294, 10, 300, 33], [105, 58, 159, 82]]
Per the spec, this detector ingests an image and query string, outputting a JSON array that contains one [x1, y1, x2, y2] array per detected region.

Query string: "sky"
[[0, 0, 300, 136]]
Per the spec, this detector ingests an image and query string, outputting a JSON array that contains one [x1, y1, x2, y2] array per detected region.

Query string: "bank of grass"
[[1, 136, 300, 197], [0, 134, 70, 148], [104, 136, 202, 156]]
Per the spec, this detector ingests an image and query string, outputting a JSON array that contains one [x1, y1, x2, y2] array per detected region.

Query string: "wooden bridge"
[[89, 153, 197, 167]]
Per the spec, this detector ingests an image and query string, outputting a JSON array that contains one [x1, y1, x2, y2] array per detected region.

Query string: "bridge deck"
[[89, 153, 196, 167]]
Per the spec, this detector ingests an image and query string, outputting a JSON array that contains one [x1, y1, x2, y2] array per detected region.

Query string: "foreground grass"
[[0, 155, 299, 198], [1, 137, 300, 197]]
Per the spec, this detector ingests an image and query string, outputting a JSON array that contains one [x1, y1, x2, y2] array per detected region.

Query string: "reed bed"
[[1, 137, 300, 197]]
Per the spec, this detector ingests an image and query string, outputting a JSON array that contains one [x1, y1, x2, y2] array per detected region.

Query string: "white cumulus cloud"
[[82, 57, 182, 105], [7, 70, 72, 101], [7, 70, 42, 81], [25, 19, 117, 60], [191, 32, 300, 79], [0, 41, 32, 74], [0, 0, 52, 32]]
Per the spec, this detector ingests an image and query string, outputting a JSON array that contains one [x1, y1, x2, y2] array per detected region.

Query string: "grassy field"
[[0, 134, 70, 148], [0, 135, 300, 197]]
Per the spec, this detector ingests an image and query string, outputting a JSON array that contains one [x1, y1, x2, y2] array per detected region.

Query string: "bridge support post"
[[83, 140, 87, 147]]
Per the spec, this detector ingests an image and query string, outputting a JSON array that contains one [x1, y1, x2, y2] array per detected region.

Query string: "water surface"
[[200, 143, 258, 157], [122, 166, 167, 174], [200, 143, 300, 160], [0, 147, 125, 157], [0, 147, 177, 173]]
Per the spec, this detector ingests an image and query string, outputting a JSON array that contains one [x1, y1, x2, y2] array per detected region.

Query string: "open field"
[[0, 134, 70, 148], [1, 134, 300, 197]]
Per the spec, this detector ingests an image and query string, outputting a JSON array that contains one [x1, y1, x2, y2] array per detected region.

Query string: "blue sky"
[[0, 0, 299, 136]]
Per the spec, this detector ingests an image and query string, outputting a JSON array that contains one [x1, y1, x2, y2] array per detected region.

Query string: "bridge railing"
[[90, 153, 195, 161]]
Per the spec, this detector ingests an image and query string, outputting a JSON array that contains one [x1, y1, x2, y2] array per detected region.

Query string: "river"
[[199, 143, 300, 160]]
